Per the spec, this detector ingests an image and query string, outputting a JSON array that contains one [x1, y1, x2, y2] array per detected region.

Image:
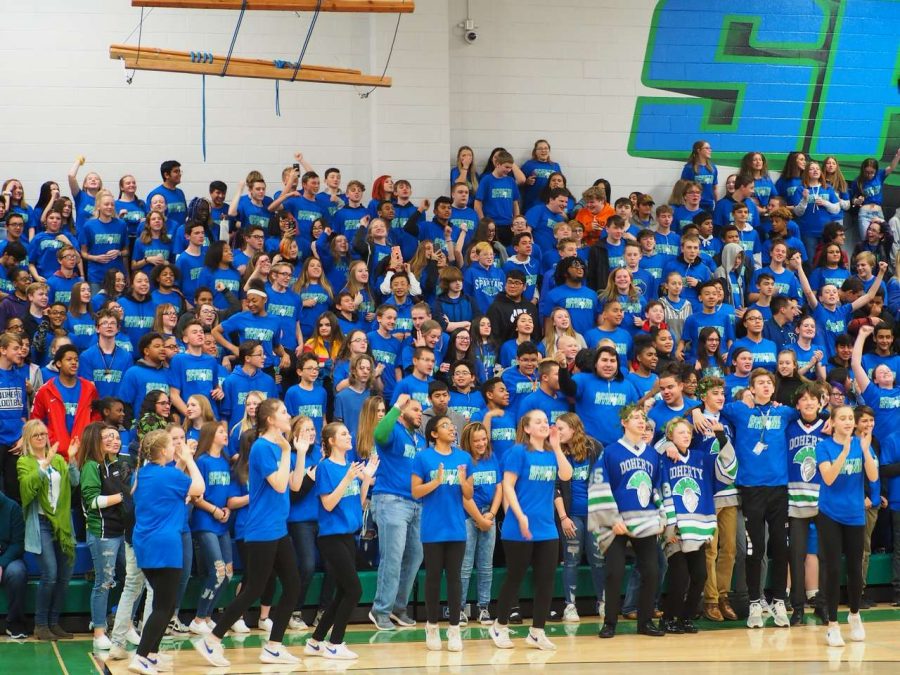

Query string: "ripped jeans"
[[86, 532, 125, 630], [194, 531, 233, 619], [563, 515, 605, 605]]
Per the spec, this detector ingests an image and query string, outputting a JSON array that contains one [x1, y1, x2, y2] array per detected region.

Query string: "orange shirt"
[[575, 204, 615, 246]]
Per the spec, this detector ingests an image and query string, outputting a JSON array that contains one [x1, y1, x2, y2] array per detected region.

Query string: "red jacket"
[[31, 377, 99, 460]]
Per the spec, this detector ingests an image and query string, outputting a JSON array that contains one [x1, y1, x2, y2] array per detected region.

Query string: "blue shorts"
[[807, 522, 818, 556]]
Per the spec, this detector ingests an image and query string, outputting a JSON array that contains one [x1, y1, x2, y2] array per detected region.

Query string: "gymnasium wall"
[[2, 0, 898, 210]]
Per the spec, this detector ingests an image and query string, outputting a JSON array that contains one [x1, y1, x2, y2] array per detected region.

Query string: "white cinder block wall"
[[1, 0, 715, 205]]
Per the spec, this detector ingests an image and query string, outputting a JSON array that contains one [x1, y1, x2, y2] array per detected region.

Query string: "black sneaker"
[[662, 619, 684, 634], [509, 607, 523, 625], [859, 593, 872, 610], [790, 607, 804, 626], [680, 619, 698, 634], [5, 628, 28, 640], [637, 620, 664, 637], [598, 622, 616, 639]]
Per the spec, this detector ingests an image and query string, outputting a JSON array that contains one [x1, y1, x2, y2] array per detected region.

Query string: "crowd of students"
[[0, 139, 897, 673]]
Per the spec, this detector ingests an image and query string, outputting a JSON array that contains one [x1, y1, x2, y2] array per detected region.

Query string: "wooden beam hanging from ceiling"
[[109, 44, 392, 87], [131, 0, 414, 12]]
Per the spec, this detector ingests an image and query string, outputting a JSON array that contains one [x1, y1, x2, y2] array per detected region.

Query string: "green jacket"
[[80, 458, 131, 538], [17, 454, 76, 561]]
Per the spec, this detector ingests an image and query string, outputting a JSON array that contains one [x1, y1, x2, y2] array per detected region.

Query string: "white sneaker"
[[760, 598, 772, 618], [146, 653, 173, 672], [447, 625, 463, 652], [288, 613, 308, 630], [490, 620, 514, 649], [425, 622, 442, 651], [825, 624, 845, 647], [188, 619, 211, 635], [563, 603, 580, 623], [597, 600, 606, 621], [322, 642, 359, 660], [747, 602, 765, 628], [304, 638, 323, 657], [525, 628, 557, 651], [258, 617, 273, 633], [230, 618, 250, 634], [848, 612, 865, 642], [259, 643, 300, 664], [167, 617, 189, 635], [192, 637, 231, 668], [772, 600, 790, 627], [93, 633, 113, 651], [127, 655, 158, 675], [125, 627, 141, 645], [478, 607, 493, 625], [109, 645, 130, 660]]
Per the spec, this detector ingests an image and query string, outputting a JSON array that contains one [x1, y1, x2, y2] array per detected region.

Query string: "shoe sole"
[[369, 611, 396, 631], [525, 638, 557, 651], [192, 639, 231, 668], [390, 615, 416, 628], [260, 656, 300, 665]]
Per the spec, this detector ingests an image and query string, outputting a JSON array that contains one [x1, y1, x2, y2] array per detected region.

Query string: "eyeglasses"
[[302, 365, 320, 372], [456, 336, 471, 342], [157, 400, 171, 406], [163, 310, 178, 316], [249, 234, 264, 239], [274, 271, 292, 277], [33, 432, 48, 438], [251, 351, 265, 358]]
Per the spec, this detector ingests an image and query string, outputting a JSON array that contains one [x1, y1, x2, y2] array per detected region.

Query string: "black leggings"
[[138, 568, 181, 658], [663, 547, 707, 621], [496, 539, 557, 629], [740, 486, 788, 602], [423, 541, 466, 625], [605, 535, 659, 626], [214, 536, 299, 643], [312, 534, 361, 645], [788, 516, 816, 609], [817, 512, 864, 622], [236, 539, 276, 607]]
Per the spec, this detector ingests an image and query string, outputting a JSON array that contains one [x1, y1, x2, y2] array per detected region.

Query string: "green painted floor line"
[[7, 607, 897, 673]]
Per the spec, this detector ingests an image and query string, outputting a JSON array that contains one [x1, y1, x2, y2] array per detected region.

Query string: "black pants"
[[817, 512, 864, 622], [138, 567, 181, 658], [0, 444, 20, 502], [740, 485, 788, 602], [663, 547, 707, 621], [236, 539, 276, 607], [312, 534, 361, 644], [496, 539, 558, 629], [605, 535, 658, 626], [423, 541, 466, 625], [214, 536, 299, 643], [788, 516, 817, 609]]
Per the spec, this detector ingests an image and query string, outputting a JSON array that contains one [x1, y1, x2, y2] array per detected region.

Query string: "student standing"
[[816, 405, 879, 647], [130, 429, 204, 675], [412, 414, 474, 652], [489, 409, 573, 651], [194, 399, 304, 668], [303, 423, 378, 660]]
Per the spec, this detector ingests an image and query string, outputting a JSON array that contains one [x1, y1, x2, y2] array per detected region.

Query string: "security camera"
[[460, 18, 478, 44]]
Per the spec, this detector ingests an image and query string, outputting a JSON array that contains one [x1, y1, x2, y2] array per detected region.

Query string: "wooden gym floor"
[[6, 608, 899, 674]]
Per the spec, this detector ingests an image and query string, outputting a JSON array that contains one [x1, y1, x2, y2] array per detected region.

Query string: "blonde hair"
[[356, 396, 384, 460], [182, 394, 217, 432], [140, 429, 172, 463], [239, 390, 266, 434], [21, 420, 50, 458]]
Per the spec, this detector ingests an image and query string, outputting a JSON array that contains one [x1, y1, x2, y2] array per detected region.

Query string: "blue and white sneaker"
[[127, 655, 158, 675], [322, 641, 359, 660], [259, 643, 300, 665], [304, 637, 323, 657], [191, 637, 231, 667]]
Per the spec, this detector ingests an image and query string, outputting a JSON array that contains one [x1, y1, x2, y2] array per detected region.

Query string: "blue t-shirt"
[[850, 169, 888, 206], [79, 218, 127, 283], [316, 456, 364, 536], [115, 198, 146, 237], [245, 437, 290, 542], [175, 250, 206, 301], [131, 237, 173, 269], [284, 384, 327, 436], [463, 263, 506, 315], [373, 418, 425, 500], [46, 273, 81, 307], [412, 446, 473, 543], [29, 231, 78, 277], [265, 285, 302, 352], [811, 302, 853, 357], [681, 163, 718, 209], [808, 266, 850, 292], [133, 463, 191, 568], [500, 444, 559, 542], [146, 185, 188, 226], [198, 267, 241, 311], [470, 408, 517, 464], [333, 387, 369, 439], [367, 330, 402, 402], [74, 191, 96, 228], [524, 204, 567, 253], [54, 378, 81, 433], [731, 336, 779, 372], [470, 454, 500, 511], [169, 352, 220, 406], [568, 454, 595, 518], [571, 374, 639, 448], [332, 204, 368, 238], [545, 283, 599, 335], [861, 383, 900, 442], [289, 444, 322, 523], [721, 401, 798, 487], [190, 453, 236, 535], [520, 159, 561, 211], [475, 173, 520, 226], [78, 342, 134, 399], [119, 364, 171, 420], [219, 311, 283, 369], [816, 437, 867, 526]]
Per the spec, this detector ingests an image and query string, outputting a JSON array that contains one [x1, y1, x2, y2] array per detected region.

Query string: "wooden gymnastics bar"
[[109, 44, 392, 87], [131, 0, 415, 12]]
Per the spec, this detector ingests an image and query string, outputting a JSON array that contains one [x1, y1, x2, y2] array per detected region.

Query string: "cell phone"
[[293, 163, 300, 172]]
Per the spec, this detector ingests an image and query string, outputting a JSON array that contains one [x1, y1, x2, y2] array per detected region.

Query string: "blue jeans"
[[194, 531, 233, 619], [0, 558, 27, 633], [622, 539, 667, 614], [371, 493, 423, 617], [36, 516, 74, 626], [177, 530, 193, 610], [86, 532, 124, 630], [111, 542, 146, 649], [563, 515, 605, 605], [460, 517, 496, 608]]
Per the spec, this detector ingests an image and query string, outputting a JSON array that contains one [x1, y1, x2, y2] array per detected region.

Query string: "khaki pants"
[[861, 505, 879, 590], [704, 505, 738, 602]]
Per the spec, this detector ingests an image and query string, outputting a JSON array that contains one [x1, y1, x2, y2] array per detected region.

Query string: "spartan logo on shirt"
[[627, 471, 653, 508], [63, 401, 78, 418], [841, 457, 863, 476], [429, 468, 461, 485], [793, 446, 817, 483], [673, 477, 701, 513], [472, 470, 497, 486], [490, 188, 513, 199], [342, 479, 361, 498], [528, 465, 557, 482]]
